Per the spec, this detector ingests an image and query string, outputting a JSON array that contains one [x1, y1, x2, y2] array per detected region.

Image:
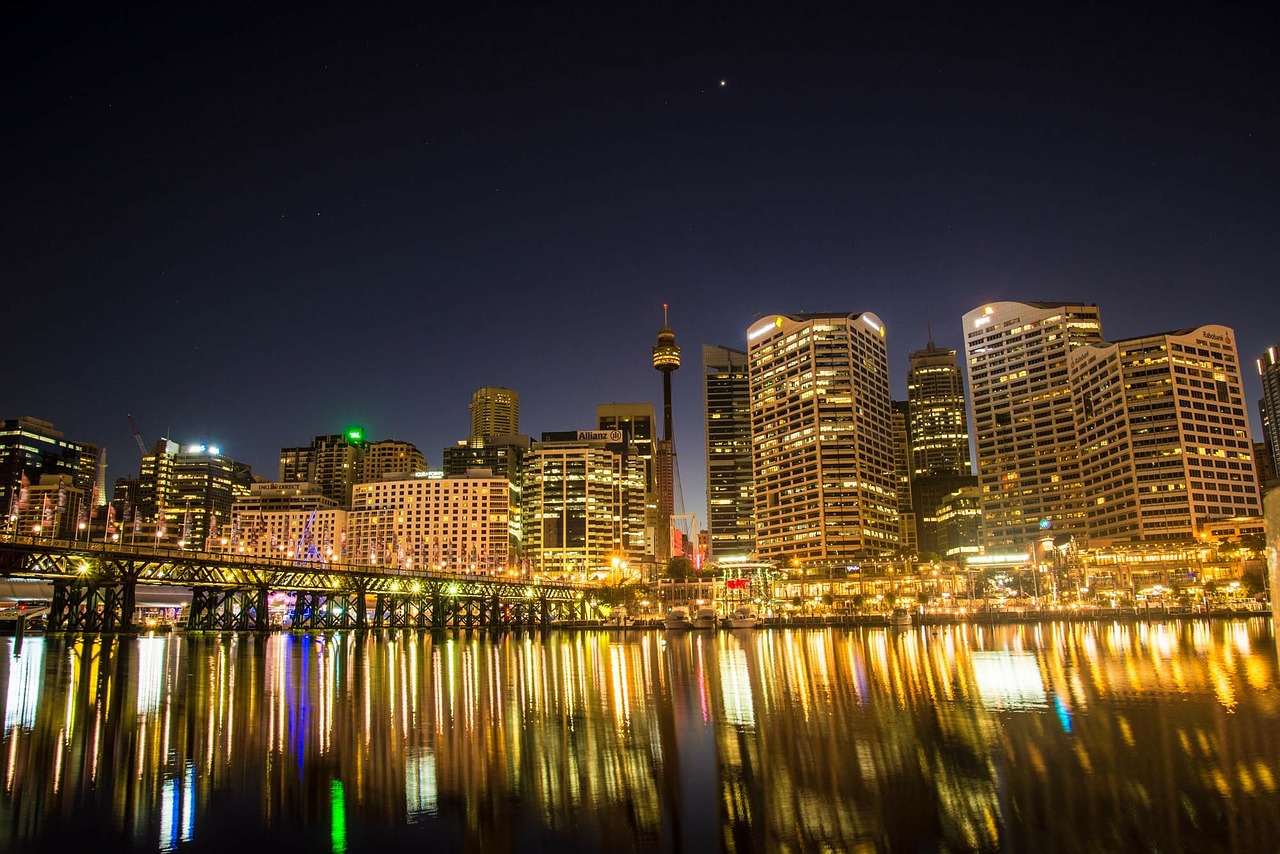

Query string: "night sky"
[[6, 4, 1278, 522]]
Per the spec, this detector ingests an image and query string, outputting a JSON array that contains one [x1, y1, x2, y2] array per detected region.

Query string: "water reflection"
[[0, 620, 1277, 852]]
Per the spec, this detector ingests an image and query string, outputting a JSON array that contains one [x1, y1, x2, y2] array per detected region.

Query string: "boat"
[[727, 604, 759, 629], [664, 606, 693, 630], [604, 606, 633, 627], [891, 607, 913, 629], [692, 606, 718, 630]]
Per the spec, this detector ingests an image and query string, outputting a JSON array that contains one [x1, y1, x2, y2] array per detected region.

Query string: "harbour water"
[[1, 620, 1277, 852]]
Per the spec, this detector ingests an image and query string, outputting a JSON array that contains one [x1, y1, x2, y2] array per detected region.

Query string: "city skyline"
[[5, 5, 1277, 530]]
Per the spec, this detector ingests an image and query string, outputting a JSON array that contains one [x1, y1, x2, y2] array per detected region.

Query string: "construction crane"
[[127, 413, 147, 454]]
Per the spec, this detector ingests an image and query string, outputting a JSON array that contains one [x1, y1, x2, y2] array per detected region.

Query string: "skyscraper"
[[891, 401, 917, 555], [1, 417, 99, 524], [1257, 344, 1280, 486], [1071, 325, 1260, 543], [702, 345, 755, 560], [907, 339, 971, 477], [747, 312, 898, 565], [470, 387, 519, 439], [961, 301, 1103, 548], [521, 431, 646, 576], [278, 430, 367, 508]]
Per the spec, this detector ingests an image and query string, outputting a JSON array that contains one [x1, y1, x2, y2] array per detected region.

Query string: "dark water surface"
[[1, 621, 1278, 853]]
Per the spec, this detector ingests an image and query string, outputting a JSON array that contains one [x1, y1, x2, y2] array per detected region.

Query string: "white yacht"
[[664, 606, 693, 630], [604, 606, 633, 627], [891, 607, 913, 629], [692, 606, 718, 630], [728, 604, 759, 629]]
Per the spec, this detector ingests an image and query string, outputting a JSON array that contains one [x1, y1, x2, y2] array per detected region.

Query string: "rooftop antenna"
[[926, 308, 934, 348]]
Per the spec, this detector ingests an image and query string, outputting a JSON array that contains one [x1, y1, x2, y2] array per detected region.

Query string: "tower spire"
[[926, 308, 934, 348]]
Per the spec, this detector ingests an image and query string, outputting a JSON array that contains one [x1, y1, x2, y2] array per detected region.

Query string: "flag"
[[133, 510, 143, 537], [56, 478, 67, 514], [17, 471, 29, 510], [89, 483, 100, 518], [106, 504, 116, 535], [181, 505, 192, 542], [41, 495, 53, 528]]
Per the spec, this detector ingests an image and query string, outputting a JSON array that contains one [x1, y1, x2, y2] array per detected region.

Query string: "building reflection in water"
[[0, 620, 1277, 852]]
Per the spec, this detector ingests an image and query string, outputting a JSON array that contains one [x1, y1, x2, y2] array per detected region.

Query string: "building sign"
[[576, 430, 623, 442]]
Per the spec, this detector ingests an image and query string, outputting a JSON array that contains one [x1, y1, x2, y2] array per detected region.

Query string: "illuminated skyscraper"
[[1257, 344, 1280, 487], [961, 301, 1103, 548], [891, 401, 917, 555], [747, 312, 898, 565], [907, 339, 971, 477], [1070, 325, 1260, 544], [521, 431, 646, 576], [651, 307, 681, 563], [0, 416, 99, 523], [703, 345, 755, 560], [470, 386, 520, 439]]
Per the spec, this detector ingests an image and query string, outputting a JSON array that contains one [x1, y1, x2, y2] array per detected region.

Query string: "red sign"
[[726, 578, 749, 590]]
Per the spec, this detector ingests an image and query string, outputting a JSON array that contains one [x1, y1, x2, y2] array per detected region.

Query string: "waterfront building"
[[521, 431, 647, 576], [470, 386, 519, 439], [441, 434, 529, 553], [891, 401, 917, 555], [349, 471, 510, 572], [278, 429, 367, 508], [230, 483, 347, 561], [358, 439, 427, 484], [10, 474, 88, 539], [1069, 324, 1260, 545], [1, 417, 100, 524], [747, 312, 898, 565], [961, 301, 1104, 548], [1257, 344, 1280, 485], [702, 345, 755, 560], [1254, 441, 1277, 493], [912, 473, 978, 556]]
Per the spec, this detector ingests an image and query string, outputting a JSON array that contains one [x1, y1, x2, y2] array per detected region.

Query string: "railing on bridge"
[[0, 534, 599, 633]]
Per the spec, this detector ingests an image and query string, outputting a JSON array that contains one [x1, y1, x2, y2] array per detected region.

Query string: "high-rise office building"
[[1257, 345, 1280, 486], [961, 301, 1104, 548], [747, 312, 898, 564], [702, 345, 755, 560], [358, 439, 426, 483], [907, 339, 972, 477], [278, 429, 367, 508], [1, 417, 99, 523], [891, 401, 917, 555], [140, 441, 254, 548], [597, 403, 665, 565], [521, 431, 646, 576], [1070, 324, 1260, 544], [470, 387, 519, 439]]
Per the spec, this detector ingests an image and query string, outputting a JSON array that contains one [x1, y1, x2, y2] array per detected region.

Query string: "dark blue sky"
[[6, 3, 1278, 523]]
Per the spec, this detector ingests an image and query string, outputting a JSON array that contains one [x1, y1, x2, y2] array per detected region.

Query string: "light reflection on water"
[[0, 620, 1277, 852]]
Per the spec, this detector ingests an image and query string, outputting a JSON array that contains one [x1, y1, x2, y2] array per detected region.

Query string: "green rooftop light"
[[347, 428, 364, 442]]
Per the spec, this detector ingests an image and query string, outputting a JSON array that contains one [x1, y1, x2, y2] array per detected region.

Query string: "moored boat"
[[891, 607, 913, 629], [664, 606, 693, 630], [728, 604, 759, 629], [692, 606, 718, 630]]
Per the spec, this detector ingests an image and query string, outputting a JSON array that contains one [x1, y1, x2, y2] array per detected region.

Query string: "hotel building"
[[230, 482, 347, 561], [746, 312, 898, 565], [961, 301, 1104, 548], [348, 471, 511, 571], [1069, 324, 1260, 544]]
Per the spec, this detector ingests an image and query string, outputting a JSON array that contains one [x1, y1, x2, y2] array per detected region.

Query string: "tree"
[[665, 556, 694, 579]]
